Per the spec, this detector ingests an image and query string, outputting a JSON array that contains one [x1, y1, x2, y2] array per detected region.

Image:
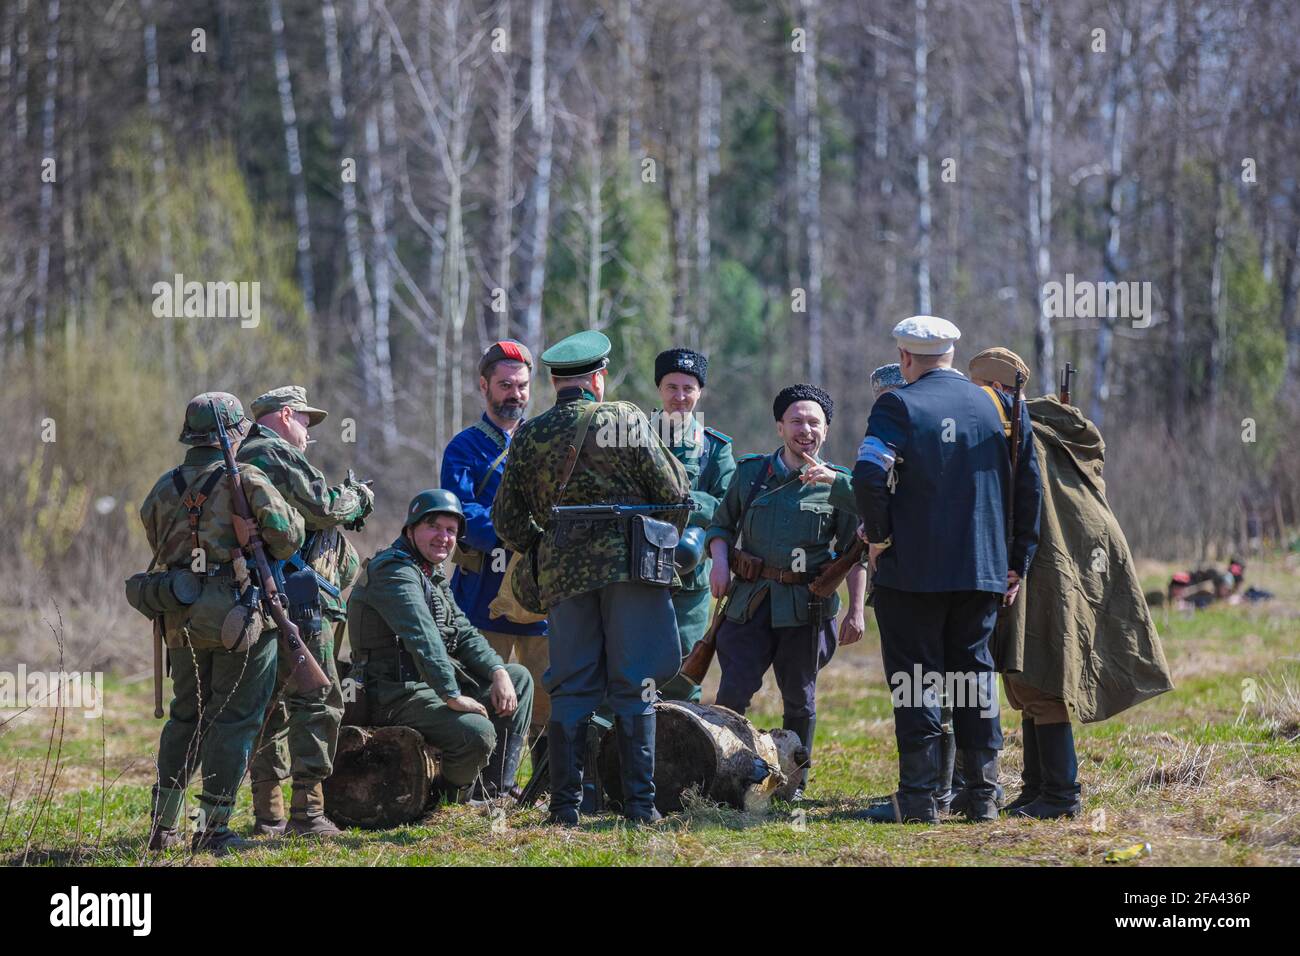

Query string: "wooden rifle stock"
[[808, 536, 866, 599], [678, 587, 732, 685], [210, 402, 330, 695]]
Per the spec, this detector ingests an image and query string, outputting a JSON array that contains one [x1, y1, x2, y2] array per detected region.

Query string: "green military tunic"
[[347, 537, 534, 786], [493, 388, 692, 608], [139, 445, 305, 834], [704, 448, 860, 628], [651, 412, 736, 702], [236, 423, 367, 790]]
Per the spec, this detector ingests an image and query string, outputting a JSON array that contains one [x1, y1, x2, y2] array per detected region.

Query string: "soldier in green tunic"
[[347, 490, 534, 800], [493, 330, 691, 825], [650, 348, 736, 703], [238, 385, 373, 838], [139, 392, 305, 855], [704, 384, 866, 800]]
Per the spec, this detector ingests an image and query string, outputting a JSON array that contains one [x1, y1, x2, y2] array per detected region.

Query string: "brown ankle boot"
[[287, 780, 342, 838], [251, 779, 288, 837]]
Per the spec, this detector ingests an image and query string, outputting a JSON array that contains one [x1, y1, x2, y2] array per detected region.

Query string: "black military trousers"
[[872, 586, 1003, 753]]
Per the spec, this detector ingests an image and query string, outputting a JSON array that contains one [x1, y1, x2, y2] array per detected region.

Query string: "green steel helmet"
[[179, 391, 250, 446], [674, 526, 707, 574], [403, 488, 465, 532]]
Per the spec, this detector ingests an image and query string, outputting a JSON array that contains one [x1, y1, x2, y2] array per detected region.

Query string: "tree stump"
[[597, 702, 807, 814], [322, 725, 442, 829]]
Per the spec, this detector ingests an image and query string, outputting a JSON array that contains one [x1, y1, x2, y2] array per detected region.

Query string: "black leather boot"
[[935, 724, 957, 813], [856, 739, 941, 823], [961, 749, 1000, 822], [616, 713, 662, 824], [1014, 722, 1082, 819], [546, 721, 583, 827], [781, 715, 815, 801], [1003, 718, 1042, 813], [477, 730, 527, 801]]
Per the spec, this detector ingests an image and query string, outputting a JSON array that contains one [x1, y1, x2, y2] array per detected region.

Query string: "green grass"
[[2, 555, 1298, 866]]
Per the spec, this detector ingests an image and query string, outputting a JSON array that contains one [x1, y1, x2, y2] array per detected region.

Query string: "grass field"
[[2, 555, 1298, 867]]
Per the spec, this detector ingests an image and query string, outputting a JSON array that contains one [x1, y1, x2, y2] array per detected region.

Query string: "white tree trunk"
[[143, 0, 173, 374], [1090, 24, 1131, 426], [358, 0, 397, 452], [1011, 0, 1055, 388], [521, 0, 551, 355], [33, 0, 59, 352], [796, 0, 824, 382], [912, 0, 931, 317], [268, 0, 316, 324], [323, 0, 378, 410], [493, 0, 514, 340]]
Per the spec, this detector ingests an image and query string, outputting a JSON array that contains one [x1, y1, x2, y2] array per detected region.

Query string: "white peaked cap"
[[892, 315, 962, 355]]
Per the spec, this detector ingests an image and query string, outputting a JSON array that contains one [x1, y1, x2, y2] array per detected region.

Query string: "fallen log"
[[597, 701, 808, 814], [322, 725, 442, 829]]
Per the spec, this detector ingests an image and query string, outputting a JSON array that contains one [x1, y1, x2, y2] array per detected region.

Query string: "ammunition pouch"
[[125, 569, 202, 620], [729, 548, 765, 583], [283, 567, 323, 641], [630, 515, 679, 587]]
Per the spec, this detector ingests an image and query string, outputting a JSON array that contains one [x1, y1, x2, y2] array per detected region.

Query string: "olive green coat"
[[994, 398, 1173, 722]]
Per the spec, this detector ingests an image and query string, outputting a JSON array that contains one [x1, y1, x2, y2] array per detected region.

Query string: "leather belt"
[[758, 566, 814, 585]]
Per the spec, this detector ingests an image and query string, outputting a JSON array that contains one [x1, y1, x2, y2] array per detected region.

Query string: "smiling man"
[[703, 384, 866, 801], [440, 341, 550, 773], [346, 490, 534, 803], [650, 348, 736, 703]]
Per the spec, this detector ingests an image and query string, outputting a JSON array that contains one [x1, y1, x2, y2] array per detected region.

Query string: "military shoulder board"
[[703, 426, 732, 445]]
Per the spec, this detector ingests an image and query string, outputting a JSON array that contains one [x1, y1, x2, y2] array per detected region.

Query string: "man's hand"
[[233, 514, 258, 549], [489, 669, 518, 717], [839, 609, 866, 646], [798, 452, 836, 485], [1004, 569, 1022, 608], [446, 694, 489, 718], [868, 542, 888, 574], [709, 553, 731, 598]]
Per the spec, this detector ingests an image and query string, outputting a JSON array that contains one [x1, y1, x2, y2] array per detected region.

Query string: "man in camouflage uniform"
[[141, 392, 305, 855], [650, 348, 736, 703], [238, 386, 373, 838], [347, 490, 534, 800], [494, 330, 691, 825]]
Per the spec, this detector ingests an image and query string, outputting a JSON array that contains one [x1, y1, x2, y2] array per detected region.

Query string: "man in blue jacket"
[[441, 340, 549, 776], [852, 316, 1041, 823]]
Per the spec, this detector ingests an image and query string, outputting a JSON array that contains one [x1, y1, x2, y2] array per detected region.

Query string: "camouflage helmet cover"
[[180, 391, 250, 446]]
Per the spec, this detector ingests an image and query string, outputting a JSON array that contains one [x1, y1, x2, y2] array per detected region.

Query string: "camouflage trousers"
[[659, 587, 709, 703], [368, 663, 534, 787], [155, 630, 278, 831], [249, 622, 344, 790]]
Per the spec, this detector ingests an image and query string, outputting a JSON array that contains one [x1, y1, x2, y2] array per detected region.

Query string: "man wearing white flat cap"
[[850, 315, 1041, 824]]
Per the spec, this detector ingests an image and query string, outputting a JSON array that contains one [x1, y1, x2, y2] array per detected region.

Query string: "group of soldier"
[[139, 311, 1134, 853]]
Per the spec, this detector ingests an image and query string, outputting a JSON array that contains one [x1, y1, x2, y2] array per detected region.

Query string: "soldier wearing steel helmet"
[[346, 489, 534, 802], [138, 392, 305, 855]]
